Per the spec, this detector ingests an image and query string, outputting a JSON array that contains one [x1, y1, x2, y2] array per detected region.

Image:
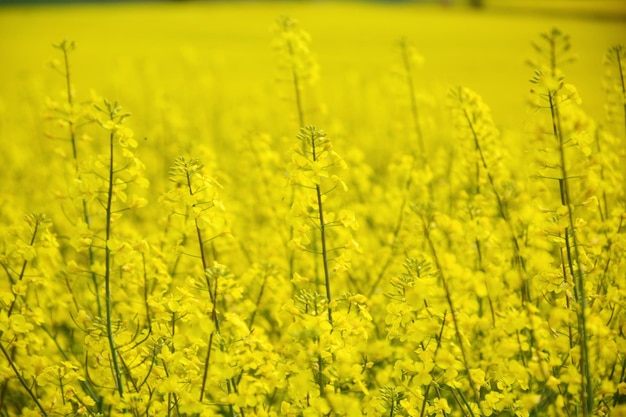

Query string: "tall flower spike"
[[288, 125, 356, 326], [529, 28, 594, 417], [450, 86, 531, 305], [273, 15, 319, 128], [604, 44, 626, 139], [162, 156, 231, 404], [46, 40, 106, 318], [397, 37, 425, 158]]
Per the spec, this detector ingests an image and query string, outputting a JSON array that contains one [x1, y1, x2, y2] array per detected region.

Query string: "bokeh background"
[[0, 0, 625, 195], [1, 1, 624, 126]]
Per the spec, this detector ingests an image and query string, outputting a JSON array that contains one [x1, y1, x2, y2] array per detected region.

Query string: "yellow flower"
[[9, 314, 33, 334]]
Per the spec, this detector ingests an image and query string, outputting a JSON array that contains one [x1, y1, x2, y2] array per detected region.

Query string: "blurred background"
[[0, 0, 625, 21], [0, 0, 624, 173], [0, 0, 624, 212]]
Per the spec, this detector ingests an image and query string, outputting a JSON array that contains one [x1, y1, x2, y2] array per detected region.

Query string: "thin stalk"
[[104, 127, 124, 398], [40, 325, 100, 406], [185, 170, 215, 305], [56, 40, 77, 161], [310, 130, 333, 326], [433, 385, 450, 417], [368, 154, 416, 298], [283, 20, 307, 287], [317, 353, 325, 398], [248, 267, 269, 330], [198, 293, 217, 402], [454, 388, 476, 417], [612, 46, 626, 135], [0, 343, 49, 416], [558, 246, 575, 352], [166, 312, 182, 416], [176, 160, 225, 403], [6, 217, 40, 317], [459, 101, 530, 304], [57, 41, 102, 317], [369, 39, 426, 297], [420, 214, 481, 406], [548, 90, 593, 416], [419, 312, 447, 417], [142, 253, 151, 329], [614, 357, 626, 406], [224, 379, 237, 417], [400, 38, 425, 157], [199, 247, 220, 401], [162, 361, 181, 417], [287, 37, 305, 129], [315, 181, 332, 326]]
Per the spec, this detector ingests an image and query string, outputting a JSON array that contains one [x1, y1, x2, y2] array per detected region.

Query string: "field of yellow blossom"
[[1, 2, 625, 416]]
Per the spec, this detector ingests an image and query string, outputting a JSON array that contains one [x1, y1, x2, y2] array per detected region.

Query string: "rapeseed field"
[[0, 2, 625, 416]]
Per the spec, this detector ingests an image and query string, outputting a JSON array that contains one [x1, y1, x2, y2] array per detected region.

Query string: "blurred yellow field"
[[0, 2, 625, 416], [1, 2, 624, 204], [0, 2, 623, 122]]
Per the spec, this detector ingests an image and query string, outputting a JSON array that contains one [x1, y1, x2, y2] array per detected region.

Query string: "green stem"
[[287, 37, 305, 129], [6, 216, 40, 317], [613, 46, 626, 136], [421, 214, 480, 406], [41, 325, 100, 407], [400, 38, 424, 157], [368, 152, 416, 298], [104, 126, 124, 398], [248, 267, 269, 330], [0, 343, 49, 416], [459, 97, 530, 304], [419, 312, 447, 417], [57, 40, 102, 317], [58, 41, 77, 161], [310, 130, 333, 326], [317, 353, 325, 398], [283, 19, 307, 288], [369, 40, 425, 297], [185, 166, 215, 304], [184, 165, 222, 402], [548, 90, 593, 416]]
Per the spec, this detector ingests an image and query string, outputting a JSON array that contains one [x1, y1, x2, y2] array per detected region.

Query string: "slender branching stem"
[[420, 214, 480, 406], [283, 19, 307, 287], [40, 325, 100, 406], [185, 168, 215, 305], [6, 216, 40, 317], [142, 253, 152, 329], [611, 46, 626, 135], [315, 181, 332, 326], [287, 38, 305, 129], [248, 266, 269, 330], [368, 152, 416, 298], [370, 39, 425, 297], [419, 312, 447, 417], [104, 125, 124, 398], [310, 130, 333, 326], [200, 332, 216, 402], [459, 100, 530, 304], [400, 38, 424, 157], [57, 40, 77, 161], [317, 353, 325, 398], [548, 91, 593, 416], [0, 343, 49, 416], [187, 198, 220, 401], [55, 40, 102, 317]]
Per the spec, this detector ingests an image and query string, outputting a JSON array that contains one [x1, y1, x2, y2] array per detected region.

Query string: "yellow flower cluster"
[[0, 17, 624, 417]]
